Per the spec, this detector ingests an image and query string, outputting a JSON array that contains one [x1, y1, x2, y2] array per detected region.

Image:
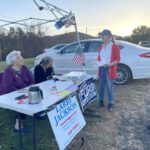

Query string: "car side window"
[[55, 45, 66, 50], [62, 42, 86, 54], [87, 41, 103, 52]]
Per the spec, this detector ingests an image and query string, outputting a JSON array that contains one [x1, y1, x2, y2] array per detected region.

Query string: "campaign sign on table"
[[78, 77, 97, 111], [47, 95, 86, 150]]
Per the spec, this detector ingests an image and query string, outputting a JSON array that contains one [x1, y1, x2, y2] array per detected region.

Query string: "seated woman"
[[34, 56, 55, 84], [0, 50, 33, 134]]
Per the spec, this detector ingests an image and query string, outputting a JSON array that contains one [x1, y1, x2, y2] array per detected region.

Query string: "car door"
[[53, 41, 87, 74], [84, 40, 103, 75]]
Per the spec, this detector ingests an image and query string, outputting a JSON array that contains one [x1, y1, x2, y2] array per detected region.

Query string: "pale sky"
[[0, 0, 149, 36]]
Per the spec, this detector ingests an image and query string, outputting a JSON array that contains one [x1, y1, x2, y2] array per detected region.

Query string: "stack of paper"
[[63, 71, 86, 80], [55, 80, 74, 92]]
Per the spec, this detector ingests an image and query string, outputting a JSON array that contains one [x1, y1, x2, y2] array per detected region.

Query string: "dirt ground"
[[71, 79, 150, 150]]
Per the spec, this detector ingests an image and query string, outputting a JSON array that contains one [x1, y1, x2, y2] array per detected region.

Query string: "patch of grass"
[[24, 58, 34, 69], [117, 126, 123, 136], [0, 61, 6, 72], [0, 58, 34, 72], [0, 110, 59, 150], [0, 100, 100, 149]]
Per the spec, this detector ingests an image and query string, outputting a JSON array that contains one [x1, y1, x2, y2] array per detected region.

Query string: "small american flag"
[[73, 51, 85, 65], [65, 15, 76, 28]]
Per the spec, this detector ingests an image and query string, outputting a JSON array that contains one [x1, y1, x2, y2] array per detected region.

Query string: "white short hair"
[[6, 50, 21, 66]]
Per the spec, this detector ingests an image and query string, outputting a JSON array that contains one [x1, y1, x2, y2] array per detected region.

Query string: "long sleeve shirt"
[[97, 43, 120, 79], [0, 65, 33, 95], [34, 64, 54, 84]]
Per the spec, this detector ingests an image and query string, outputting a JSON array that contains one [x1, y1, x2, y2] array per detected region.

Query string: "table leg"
[[18, 113, 23, 150], [32, 116, 36, 150]]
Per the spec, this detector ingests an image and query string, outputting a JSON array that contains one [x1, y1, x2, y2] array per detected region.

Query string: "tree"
[[0, 25, 46, 60], [131, 26, 150, 44]]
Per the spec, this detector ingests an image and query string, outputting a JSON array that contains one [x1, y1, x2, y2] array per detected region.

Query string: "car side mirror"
[[59, 50, 63, 55]]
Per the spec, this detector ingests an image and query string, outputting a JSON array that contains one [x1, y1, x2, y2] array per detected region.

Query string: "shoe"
[[14, 127, 30, 134], [98, 101, 104, 108], [108, 104, 113, 111]]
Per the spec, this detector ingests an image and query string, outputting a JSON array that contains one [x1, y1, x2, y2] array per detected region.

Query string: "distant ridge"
[[43, 32, 95, 49]]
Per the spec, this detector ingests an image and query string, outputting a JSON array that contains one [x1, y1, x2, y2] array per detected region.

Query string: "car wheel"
[[114, 64, 132, 85]]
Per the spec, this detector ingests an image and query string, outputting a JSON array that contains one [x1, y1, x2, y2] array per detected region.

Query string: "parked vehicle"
[[35, 44, 67, 64], [34, 39, 150, 85], [138, 41, 150, 48], [44, 44, 67, 53]]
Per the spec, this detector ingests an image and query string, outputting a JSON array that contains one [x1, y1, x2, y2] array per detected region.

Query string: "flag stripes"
[[73, 53, 85, 64]]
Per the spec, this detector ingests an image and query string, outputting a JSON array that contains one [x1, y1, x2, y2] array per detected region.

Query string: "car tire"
[[114, 64, 132, 85]]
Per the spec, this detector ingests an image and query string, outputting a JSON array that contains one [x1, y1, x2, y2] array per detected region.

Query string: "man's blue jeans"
[[99, 67, 114, 104]]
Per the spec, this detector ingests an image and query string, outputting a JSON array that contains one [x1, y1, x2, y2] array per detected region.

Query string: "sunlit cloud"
[[112, 19, 143, 36]]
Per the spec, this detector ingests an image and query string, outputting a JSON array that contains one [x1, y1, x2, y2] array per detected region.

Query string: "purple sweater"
[[0, 65, 33, 95]]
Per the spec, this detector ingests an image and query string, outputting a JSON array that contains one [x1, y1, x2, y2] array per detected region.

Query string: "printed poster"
[[78, 77, 98, 111], [47, 95, 86, 150]]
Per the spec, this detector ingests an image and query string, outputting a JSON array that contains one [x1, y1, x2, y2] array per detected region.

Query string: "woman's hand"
[[104, 64, 111, 68], [105, 60, 118, 68]]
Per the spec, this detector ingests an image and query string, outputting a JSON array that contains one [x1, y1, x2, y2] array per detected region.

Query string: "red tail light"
[[139, 52, 150, 58]]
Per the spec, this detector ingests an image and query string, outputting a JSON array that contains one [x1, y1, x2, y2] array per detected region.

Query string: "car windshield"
[[54, 44, 66, 50], [61, 42, 86, 54]]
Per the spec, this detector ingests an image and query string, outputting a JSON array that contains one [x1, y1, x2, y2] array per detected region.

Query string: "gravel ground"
[[71, 79, 150, 150]]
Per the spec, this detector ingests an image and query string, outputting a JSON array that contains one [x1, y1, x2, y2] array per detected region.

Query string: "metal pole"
[[32, 116, 36, 150], [18, 113, 23, 150], [74, 23, 81, 48], [86, 26, 87, 35], [74, 22, 86, 73], [0, 42, 2, 61], [40, 0, 70, 14]]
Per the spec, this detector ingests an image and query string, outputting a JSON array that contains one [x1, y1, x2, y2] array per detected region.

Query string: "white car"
[[34, 39, 150, 85], [44, 44, 67, 53], [138, 41, 150, 48], [35, 44, 67, 65]]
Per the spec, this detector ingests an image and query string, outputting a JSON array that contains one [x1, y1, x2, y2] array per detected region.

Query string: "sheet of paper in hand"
[[92, 61, 103, 69]]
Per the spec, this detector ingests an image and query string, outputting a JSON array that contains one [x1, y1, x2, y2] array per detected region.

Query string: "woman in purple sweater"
[[0, 51, 33, 134]]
